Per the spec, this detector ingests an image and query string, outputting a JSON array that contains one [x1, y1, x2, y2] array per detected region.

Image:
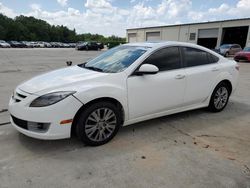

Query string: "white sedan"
[[9, 41, 239, 146]]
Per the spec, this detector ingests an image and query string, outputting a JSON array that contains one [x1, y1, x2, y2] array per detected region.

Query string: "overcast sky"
[[0, 0, 250, 37]]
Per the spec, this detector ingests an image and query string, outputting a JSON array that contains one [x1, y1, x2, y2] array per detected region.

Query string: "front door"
[[127, 47, 186, 120]]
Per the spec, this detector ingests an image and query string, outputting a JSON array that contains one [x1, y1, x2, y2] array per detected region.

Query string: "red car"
[[234, 47, 250, 62]]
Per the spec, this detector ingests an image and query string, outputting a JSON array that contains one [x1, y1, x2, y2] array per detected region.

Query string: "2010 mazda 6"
[[9, 42, 239, 146]]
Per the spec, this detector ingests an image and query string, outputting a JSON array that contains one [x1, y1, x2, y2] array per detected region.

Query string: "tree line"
[[0, 14, 125, 43]]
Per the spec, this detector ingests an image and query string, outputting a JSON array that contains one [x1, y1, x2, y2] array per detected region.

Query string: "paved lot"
[[0, 48, 250, 188]]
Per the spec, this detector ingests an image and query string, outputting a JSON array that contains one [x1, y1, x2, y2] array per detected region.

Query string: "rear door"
[[181, 47, 221, 106]]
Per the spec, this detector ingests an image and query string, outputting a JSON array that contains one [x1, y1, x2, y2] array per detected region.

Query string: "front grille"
[[11, 115, 28, 130]]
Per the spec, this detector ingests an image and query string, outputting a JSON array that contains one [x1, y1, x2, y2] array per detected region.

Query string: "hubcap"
[[214, 87, 228, 110], [85, 108, 117, 142]]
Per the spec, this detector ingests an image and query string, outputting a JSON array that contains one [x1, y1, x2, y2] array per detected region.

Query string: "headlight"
[[30, 91, 76, 107]]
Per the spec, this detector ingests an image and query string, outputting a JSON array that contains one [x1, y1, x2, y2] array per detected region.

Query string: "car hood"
[[18, 65, 109, 94]]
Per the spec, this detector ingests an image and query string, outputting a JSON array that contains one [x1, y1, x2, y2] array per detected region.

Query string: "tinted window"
[[183, 47, 217, 67], [207, 53, 219, 63], [144, 47, 181, 71]]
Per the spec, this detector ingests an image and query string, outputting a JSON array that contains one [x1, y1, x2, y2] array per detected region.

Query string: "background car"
[[8, 41, 26, 48], [20, 41, 33, 48], [30, 41, 40, 48], [0, 40, 11, 48], [50, 42, 60, 48], [68, 43, 77, 48], [234, 47, 250, 62], [218, 44, 242, 57], [76, 41, 100, 51], [43, 42, 52, 48], [97, 42, 104, 50]]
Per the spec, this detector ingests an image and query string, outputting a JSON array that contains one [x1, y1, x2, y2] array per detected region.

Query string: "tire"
[[225, 52, 229, 57], [76, 101, 122, 146], [208, 82, 230, 112]]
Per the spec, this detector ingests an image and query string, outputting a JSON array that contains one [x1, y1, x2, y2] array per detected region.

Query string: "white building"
[[127, 18, 250, 49]]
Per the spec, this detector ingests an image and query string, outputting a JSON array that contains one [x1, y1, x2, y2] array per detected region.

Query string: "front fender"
[[73, 84, 128, 121]]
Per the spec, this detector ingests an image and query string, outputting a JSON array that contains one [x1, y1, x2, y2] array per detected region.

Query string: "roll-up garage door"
[[198, 28, 219, 38], [146, 32, 160, 41], [128, 33, 136, 43], [198, 28, 219, 49]]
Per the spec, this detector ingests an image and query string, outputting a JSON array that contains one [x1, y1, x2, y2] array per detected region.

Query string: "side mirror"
[[135, 64, 159, 75]]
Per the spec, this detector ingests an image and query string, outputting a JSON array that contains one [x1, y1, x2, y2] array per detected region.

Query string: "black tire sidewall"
[[208, 83, 230, 112], [76, 102, 122, 146]]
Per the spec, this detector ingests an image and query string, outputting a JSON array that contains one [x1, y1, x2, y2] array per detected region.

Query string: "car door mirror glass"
[[136, 64, 159, 75]]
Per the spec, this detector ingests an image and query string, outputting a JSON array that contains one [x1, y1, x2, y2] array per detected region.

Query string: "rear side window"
[[144, 47, 181, 71], [207, 53, 219, 63], [182, 47, 218, 67]]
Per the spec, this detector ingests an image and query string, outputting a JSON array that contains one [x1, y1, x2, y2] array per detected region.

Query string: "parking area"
[[0, 48, 250, 188]]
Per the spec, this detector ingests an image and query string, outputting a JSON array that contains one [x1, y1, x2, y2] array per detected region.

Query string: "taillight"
[[235, 64, 240, 71]]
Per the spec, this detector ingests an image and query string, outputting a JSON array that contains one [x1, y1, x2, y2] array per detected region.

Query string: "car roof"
[[124, 41, 222, 58], [124, 41, 211, 50]]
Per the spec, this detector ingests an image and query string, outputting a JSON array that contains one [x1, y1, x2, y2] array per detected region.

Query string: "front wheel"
[[76, 102, 122, 146], [208, 83, 230, 112]]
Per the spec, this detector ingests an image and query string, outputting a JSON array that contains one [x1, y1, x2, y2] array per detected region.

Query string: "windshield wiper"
[[78, 62, 104, 72], [84, 66, 104, 72]]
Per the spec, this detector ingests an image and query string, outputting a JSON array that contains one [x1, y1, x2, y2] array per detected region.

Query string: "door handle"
[[175, 74, 185, 79], [211, 67, 219, 72]]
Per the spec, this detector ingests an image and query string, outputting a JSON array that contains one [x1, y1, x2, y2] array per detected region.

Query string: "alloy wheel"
[[213, 86, 228, 110], [84, 108, 117, 142]]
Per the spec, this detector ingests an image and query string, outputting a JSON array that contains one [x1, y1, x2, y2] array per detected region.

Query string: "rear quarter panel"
[[211, 58, 239, 95]]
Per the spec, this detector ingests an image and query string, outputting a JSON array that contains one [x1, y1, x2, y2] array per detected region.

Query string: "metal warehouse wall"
[[127, 19, 250, 48]]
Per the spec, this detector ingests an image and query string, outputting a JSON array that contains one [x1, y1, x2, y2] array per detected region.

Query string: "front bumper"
[[8, 88, 83, 140]]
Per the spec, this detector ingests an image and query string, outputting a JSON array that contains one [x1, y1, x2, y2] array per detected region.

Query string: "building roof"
[[127, 17, 250, 31]]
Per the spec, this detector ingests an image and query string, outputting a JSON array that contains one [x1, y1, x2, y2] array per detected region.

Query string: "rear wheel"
[[225, 52, 229, 57], [208, 82, 230, 112], [76, 102, 122, 146]]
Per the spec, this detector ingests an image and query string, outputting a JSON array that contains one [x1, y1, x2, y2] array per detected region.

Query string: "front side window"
[[183, 47, 218, 67], [220, 44, 231, 49], [143, 47, 181, 71], [84, 45, 147, 73]]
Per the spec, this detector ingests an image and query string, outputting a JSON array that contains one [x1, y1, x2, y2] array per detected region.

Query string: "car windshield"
[[82, 45, 148, 73], [243, 47, 250, 52], [220, 44, 231, 49]]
